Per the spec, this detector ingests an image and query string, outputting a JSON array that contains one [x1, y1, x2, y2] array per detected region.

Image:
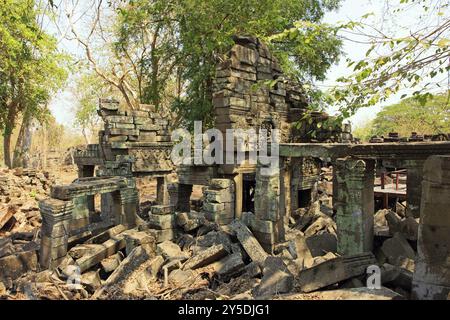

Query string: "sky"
[[48, 0, 430, 130]]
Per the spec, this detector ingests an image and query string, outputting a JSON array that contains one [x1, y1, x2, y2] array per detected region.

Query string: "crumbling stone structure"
[[174, 36, 351, 252], [39, 100, 174, 268], [277, 142, 450, 266], [39, 177, 138, 268], [412, 155, 450, 299], [74, 99, 173, 204]]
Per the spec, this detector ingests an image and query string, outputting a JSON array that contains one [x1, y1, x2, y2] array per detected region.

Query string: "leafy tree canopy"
[[0, 0, 69, 167], [113, 0, 343, 127], [353, 91, 450, 141]]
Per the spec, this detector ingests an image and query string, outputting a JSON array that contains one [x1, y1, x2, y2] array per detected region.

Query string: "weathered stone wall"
[[98, 99, 170, 144], [212, 36, 306, 143]]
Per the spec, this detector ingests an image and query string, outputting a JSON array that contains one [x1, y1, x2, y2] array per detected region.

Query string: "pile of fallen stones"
[[1, 194, 419, 300], [0, 168, 57, 235]]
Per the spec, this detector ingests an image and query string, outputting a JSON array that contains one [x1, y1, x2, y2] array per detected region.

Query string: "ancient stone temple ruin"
[[34, 36, 450, 300], [39, 101, 174, 268]]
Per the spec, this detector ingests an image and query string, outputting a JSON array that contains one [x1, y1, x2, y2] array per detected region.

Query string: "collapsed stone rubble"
[[1, 36, 450, 301]]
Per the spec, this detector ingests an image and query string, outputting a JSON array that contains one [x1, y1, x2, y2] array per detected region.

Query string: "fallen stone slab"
[[157, 241, 188, 260], [81, 270, 102, 292], [385, 210, 402, 234], [400, 217, 419, 241], [295, 252, 377, 293], [304, 216, 336, 237], [84, 224, 127, 244], [381, 232, 415, 265], [208, 253, 245, 280], [192, 230, 232, 253], [76, 230, 139, 273], [254, 256, 294, 297], [0, 250, 38, 287], [306, 233, 337, 257], [168, 269, 196, 287], [125, 230, 155, 255], [92, 244, 155, 298], [176, 211, 206, 232], [230, 220, 268, 267], [183, 244, 228, 270], [147, 255, 164, 278], [381, 263, 413, 291], [244, 261, 262, 278], [277, 287, 404, 300], [100, 253, 124, 273], [287, 232, 314, 271], [396, 256, 415, 273]]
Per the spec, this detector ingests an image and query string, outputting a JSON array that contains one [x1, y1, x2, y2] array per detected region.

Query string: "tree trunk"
[[3, 103, 17, 168], [13, 111, 33, 168], [42, 122, 47, 169], [82, 127, 90, 145], [3, 133, 12, 169]]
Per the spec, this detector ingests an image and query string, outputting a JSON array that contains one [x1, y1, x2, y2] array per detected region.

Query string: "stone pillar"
[[156, 176, 169, 205], [412, 155, 450, 300], [118, 187, 139, 227], [77, 165, 95, 213], [71, 195, 90, 233], [233, 173, 243, 220], [289, 157, 302, 213], [404, 160, 426, 218], [39, 198, 74, 269], [101, 193, 115, 225], [335, 158, 375, 255], [280, 157, 291, 224], [332, 159, 338, 212], [176, 184, 193, 212], [254, 163, 285, 253], [167, 183, 179, 208], [203, 179, 235, 225]]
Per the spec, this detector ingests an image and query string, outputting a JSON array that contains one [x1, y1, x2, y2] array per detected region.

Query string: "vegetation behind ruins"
[[353, 91, 450, 142], [0, 0, 449, 168]]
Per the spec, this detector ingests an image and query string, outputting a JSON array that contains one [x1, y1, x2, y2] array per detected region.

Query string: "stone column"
[[101, 193, 115, 225], [176, 184, 193, 212], [289, 157, 302, 213], [253, 163, 285, 253], [70, 195, 90, 232], [233, 173, 243, 220], [332, 158, 338, 212], [335, 158, 375, 255], [412, 155, 450, 300], [39, 198, 74, 269], [118, 187, 139, 227], [280, 157, 291, 223], [404, 160, 426, 218], [77, 165, 95, 214], [167, 183, 179, 208], [156, 176, 169, 205]]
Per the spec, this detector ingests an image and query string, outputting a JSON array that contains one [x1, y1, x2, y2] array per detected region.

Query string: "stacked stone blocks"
[[148, 205, 178, 243], [203, 179, 235, 226]]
